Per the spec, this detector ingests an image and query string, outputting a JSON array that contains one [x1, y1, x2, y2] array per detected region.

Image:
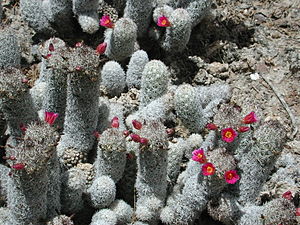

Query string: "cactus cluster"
[[0, 1, 298, 225]]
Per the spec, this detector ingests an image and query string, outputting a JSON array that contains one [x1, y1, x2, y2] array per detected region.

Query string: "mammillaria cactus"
[[0, 1, 297, 224], [124, 0, 153, 37], [0, 27, 21, 68], [4, 122, 59, 225], [104, 17, 137, 61], [0, 67, 37, 141]]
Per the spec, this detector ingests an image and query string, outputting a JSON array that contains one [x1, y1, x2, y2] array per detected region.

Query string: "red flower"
[[130, 134, 141, 143], [242, 111, 258, 124], [44, 112, 59, 126], [49, 43, 54, 52], [132, 120, 142, 130], [221, 128, 238, 143], [42, 54, 52, 59], [206, 123, 218, 130], [123, 130, 130, 137], [224, 170, 240, 184], [282, 190, 293, 200], [100, 15, 114, 28], [238, 126, 250, 132], [111, 116, 119, 128], [192, 149, 207, 164], [19, 123, 27, 132], [157, 16, 171, 27], [140, 138, 149, 145], [96, 42, 107, 55], [12, 163, 25, 170], [202, 163, 216, 176], [296, 208, 300, 216], [93, 131, 100, 139], [75, 41, 83, 47]]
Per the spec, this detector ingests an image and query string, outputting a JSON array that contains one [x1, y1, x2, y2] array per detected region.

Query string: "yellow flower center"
[[227, 173, 233, 179], [207, 166, 213, 173], [225, 131, 233, 138], [105, 19, 110, 25], [162, 20, 166, 25], [197, 154, 203, 158]]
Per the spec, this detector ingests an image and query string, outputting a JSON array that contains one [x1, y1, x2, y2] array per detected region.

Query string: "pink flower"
[[202, 163, 216, 176], [111, 116, 119, 128], [75, 66, 82, 71], [130, 134, 141, 143], [42, 54, 52, 59], [123, 130, 130, 137], [75, 41, 83, 47], [224, 170, 240, 184], [238, 126, 250, 133], [192, 149, 207, 164], [206, 123, 218, 130], [49, 43, 54, 52], [242, 111, 258, 124], [140, 138, 149, 145], [166, 128, 175, 136], [12, 163, 25, 170], [296, 208, 300, 216], [19, 123, 27, 132], [221, 128, 238, 143], [282, 190, 293, 200], [44, 112, 59, 126], [93, 131, 100, 139], [157, 16, 171, 27], [96, 42, 107, 55], [132, 120, 142, 130], [100, 15, 114, 28]]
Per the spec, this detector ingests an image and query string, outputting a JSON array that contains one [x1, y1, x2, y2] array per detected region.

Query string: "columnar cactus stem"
[[41, 38, 68, 129], [0, 68, 38, 140], [6, 123, 59, 225], [104, 17, 137, 61], [237, 120, 287, 205], [95, 127, 127, 182], [139, 60, 170, 108], [124, 0, 153, 37], [135, 121, 168, 224], [161, 8, 192, 53], [0, 28, 21, 68], [57, 46, 100, 157]]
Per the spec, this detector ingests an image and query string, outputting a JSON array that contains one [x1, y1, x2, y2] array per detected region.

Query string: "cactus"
[[139, 60, 170, 108], [104, 17, 137, 61], [126, 50, 149, 89], [161, 8, 192, 53], [0, 28, 21, 68], [124, 0, 153, 37], [57, 45, 100, 157], [5, 122, 59, 225], [100, 61, 126, 97], [0, 67, 38, 141]]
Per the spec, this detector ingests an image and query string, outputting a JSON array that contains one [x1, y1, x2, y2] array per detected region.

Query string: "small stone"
[[250, 73, 260, 80]]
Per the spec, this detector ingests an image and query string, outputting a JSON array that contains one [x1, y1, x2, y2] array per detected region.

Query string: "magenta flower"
[[96, 42, 107, 55], [100, 15, 114, 28], [93, 131, 100, 139], [132, 120, 142, 130], [224, 170, 240, 184], [49, 43, 54, 52], [206, 123, 218, 130], [202, 163, 216, 176], [221, 127, 238, 143], [296, 208, 300, 216], [242, 111, 258, 124], [130, 134, 141, 143], [123, 130, 130, 137], [44, 112, 59, 126], [238, 126, 250, 133], [140, 138, 149, 145], [192, 149, 207, 164], [12, 163, 25, 170], [157, 16, 171, 27], [282, 191, 293, 200], [111, 116, 119, 128]]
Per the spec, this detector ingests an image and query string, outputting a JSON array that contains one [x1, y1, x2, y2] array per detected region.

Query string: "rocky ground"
[[1, 0, 299, 224]]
